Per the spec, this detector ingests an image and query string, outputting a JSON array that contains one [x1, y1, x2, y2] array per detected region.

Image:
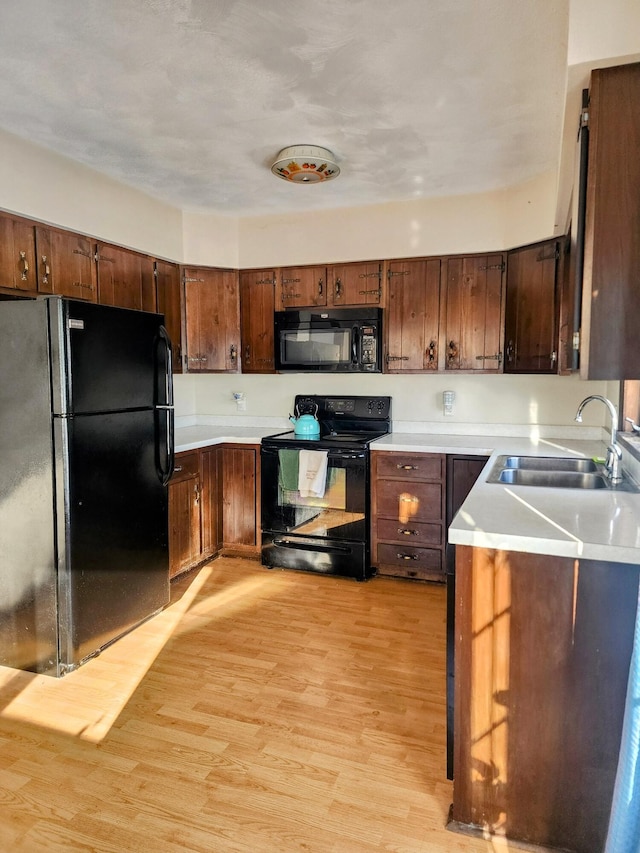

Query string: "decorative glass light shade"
[[271, 145, 340, 183]]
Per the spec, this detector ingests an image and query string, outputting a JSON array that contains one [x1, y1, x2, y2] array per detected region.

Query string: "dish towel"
[[298, 450, 329, 498], [278, 449, 300, 492]]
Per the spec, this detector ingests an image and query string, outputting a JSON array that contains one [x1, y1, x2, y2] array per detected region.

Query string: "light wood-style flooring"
[[0, 558, 492, 852]]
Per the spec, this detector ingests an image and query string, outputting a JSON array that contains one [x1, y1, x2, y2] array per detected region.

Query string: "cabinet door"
[[168, 452, 202, 579], [0, 215, 37, 292], [155, 260, 183, 372], [279, 265, 326, 308], [35, 227, 97, 301], [221, 445, 258, 550], [581, 63, 640, 379], [443, 255, 505, 371], [96, 242, 156, 311], [386, 258, 441, 371], [184, 267, 240, 373], [504, 240, 559, 373], [200, 446, 220, 559], [240, 268, 276, 373], [328, 261, 383, 306]]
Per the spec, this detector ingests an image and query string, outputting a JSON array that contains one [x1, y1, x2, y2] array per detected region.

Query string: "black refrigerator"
[[0, 297, 174, 677]]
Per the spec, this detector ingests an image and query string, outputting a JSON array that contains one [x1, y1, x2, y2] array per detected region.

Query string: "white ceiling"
[[0, 0, 570, 218]]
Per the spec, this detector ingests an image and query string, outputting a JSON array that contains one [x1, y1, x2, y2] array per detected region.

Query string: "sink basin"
[[501, 455, 598, 473], [496, 469, 609, 489], [486, 455, 639, 491]]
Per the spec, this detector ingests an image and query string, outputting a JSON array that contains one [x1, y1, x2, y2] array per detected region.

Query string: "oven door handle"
[[273, 538, 353, 554]]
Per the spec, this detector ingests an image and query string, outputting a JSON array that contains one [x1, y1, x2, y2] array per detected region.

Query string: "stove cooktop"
[[262, 429, 386, 448]]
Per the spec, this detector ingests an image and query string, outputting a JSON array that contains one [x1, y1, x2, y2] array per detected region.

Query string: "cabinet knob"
[[397, 464, 418, 470], [447, 340, 458, 363], [335, 277, 342, 297], [397, 553, 419, 561], [426, 341, 436, 363], [398, 528, 418, 536], [19, 251, 29, 280]]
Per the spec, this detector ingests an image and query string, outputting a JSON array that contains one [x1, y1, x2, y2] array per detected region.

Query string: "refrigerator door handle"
[[155, 325, 175, 486]]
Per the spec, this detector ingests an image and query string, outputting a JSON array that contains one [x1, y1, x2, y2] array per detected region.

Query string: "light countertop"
[[375, 432, 640, 564], [176, 424, 640, 565]]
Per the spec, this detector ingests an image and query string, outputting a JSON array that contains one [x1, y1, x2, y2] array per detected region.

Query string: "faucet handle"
[[625, 417, 640, 434]]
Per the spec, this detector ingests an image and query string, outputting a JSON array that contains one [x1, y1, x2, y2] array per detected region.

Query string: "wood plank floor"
[[0, 558, 492, 852]]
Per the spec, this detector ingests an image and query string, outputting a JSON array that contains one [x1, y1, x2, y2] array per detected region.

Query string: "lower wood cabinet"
[[168, 443, 260, 579], [371, 451, 446, 581]]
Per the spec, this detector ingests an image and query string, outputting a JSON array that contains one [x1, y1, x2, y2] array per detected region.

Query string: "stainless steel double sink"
[[486, 455, 639, 492]]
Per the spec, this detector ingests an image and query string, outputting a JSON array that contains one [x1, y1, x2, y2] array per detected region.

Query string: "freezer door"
[[57, 409, 169, 669], [49, 299, 171, 414]]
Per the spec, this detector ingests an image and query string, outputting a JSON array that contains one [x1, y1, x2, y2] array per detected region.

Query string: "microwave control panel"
[[360, 325, 377, 368]]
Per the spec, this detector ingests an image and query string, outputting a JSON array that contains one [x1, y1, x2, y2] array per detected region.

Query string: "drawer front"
[[375, 452, 444, 482], [171, 450, 200, 482], [376, 543, 443, 579], [375, 481, 443, 523], [375, 517, 442, 547]]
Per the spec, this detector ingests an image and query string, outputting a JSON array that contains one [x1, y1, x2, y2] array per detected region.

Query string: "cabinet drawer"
[[375, 452, 443, 482], [171, 451, 200, 482], [375, 480, 443, 522], [375, 517, 442, 547], [376, 543, 443, 578]]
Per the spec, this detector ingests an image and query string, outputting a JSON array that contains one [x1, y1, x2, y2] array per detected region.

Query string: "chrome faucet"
[[575, 395, 623, 483]]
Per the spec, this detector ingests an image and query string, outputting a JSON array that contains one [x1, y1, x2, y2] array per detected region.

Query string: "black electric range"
[[261, 395, 391, 580]]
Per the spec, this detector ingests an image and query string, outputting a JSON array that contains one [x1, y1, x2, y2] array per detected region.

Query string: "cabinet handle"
[[398, 528, 419, 536], [397, 553, 419, 560], [244, 345, 251, 362], [19, 251, 29, 280], [447, 341, 458, 363], [230, 344, 237, 363], [506, 340, 514, 364], [41, 255, 50, 286], [426, 340, 436, 363], [335, 277, 342, 297], [173, 465, 183, 473], [397, 464, 418, 470], [475, 352, 503, 364], [549, 351, 557, 365], [194, 482, 200, 505], [318, 278, 323, 295]]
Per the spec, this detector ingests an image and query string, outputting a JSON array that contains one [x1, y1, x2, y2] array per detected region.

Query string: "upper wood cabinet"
[[504, 239, 560, 374], [35, 227, 97, 301], [240, 268, 276, 373], [442, 254, 505, 372], [386, 258, 441, 371], [0, 215, 37, 293], [154, 259, 182, 373], [580, 62, 640, 379], [278, 265, 326, 308], [327, 261, 383, 306], [183, 266, 240, 373], [95, 242, 156, 311]]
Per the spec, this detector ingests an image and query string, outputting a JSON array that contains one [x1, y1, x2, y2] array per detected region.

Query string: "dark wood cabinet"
[[451, 545, 640, 853], [278, 265, 326, 308], [168, 451, 202, 579], [240, 268, 276, 373], [220, 445, 260, 554], [199, 446, 221, 561], [183, 266, 240, 373], [371, 451, 446, 581], [442, 254, 505, 372], [580, 62, 640, 379], [36, 227, 97, 301], [327, 260, 383, 306], [504, 239, 561, 373], [0, 214, 37, 293], [386, 257, 441, 371], [96, 242, 156, 311], [154, 259, 182, 372]]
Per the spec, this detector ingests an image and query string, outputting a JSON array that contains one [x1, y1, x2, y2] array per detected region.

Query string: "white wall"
[[174, 372, 616, 433], [182, 211, 239, 268], [0, 129, 183, 260]]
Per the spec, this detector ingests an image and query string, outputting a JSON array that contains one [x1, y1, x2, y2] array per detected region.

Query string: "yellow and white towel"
[[297, 450, 329, 498]]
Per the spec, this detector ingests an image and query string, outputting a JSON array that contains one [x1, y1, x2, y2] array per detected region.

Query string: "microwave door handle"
[[352, 326, 359, 365]]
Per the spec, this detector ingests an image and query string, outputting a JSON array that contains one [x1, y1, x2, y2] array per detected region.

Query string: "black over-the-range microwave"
[[274, 307, 382, 373]]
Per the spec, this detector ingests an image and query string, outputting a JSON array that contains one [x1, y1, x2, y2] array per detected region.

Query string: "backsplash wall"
[[174, 373, 618, 435]]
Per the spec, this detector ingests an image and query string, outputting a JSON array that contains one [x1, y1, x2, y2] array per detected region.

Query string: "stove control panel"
[[295, 395, 391, 420]]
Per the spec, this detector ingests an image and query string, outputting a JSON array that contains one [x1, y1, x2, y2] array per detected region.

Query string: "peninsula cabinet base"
[[452, 545, 640, 853]]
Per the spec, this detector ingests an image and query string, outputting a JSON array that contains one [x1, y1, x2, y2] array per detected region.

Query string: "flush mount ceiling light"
[[271, 145, 340, 184]]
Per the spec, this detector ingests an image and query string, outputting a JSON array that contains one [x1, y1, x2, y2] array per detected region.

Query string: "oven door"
[[260, 444, 371, 579]]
